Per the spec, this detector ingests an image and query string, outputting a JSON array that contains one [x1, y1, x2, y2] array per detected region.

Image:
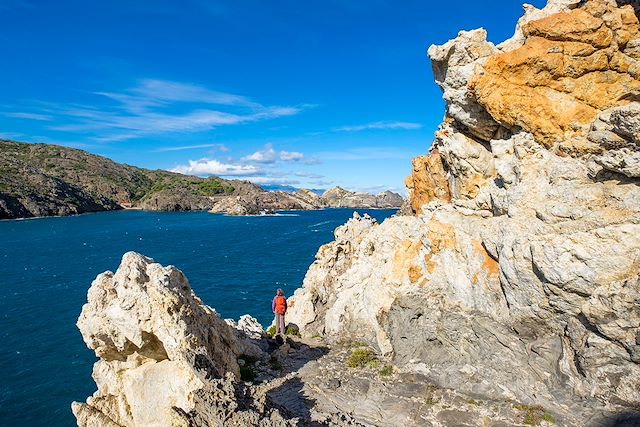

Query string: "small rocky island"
[[0, 140, 402, 219], [73, 0, 640, 426]]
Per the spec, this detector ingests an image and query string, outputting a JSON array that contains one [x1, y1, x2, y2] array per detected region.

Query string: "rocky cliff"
[[321, 187, 404, 209], [288, 0, 640, 420], [76, 253, 594, 427]]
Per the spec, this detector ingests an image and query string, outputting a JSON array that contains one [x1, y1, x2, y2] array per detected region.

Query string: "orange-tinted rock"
[[471, 2, 640, 149], [405, 149, 451, 214]]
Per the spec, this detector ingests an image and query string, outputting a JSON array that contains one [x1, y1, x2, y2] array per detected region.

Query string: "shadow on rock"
[[595, 412, 640, 427], [266, 377, 326, 427]]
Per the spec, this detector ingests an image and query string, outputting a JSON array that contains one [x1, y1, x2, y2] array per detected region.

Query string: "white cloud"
[[241, 143, 278, 163], [131, 79, 261, 109], [333, 121, 422, 132], [156, 143, 229, 152], [12, 79, 306, 142], [242, 144, 309, 164], [5, 112, 53, 121], [317, 147, 412, 161], [280, 150, 304, 162], [171, 159, 260, 176], [246, 176, 301, 185]]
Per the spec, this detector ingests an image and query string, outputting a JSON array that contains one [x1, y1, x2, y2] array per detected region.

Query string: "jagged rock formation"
[[321, 187, 404, 209], [288, 0, 640, 420], [76, 253, 585, 426], [72, 252, 299, 426], [209, 187, 404, 216]]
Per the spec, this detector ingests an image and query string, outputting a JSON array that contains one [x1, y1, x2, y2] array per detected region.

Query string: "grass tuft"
[[346, 348, 376, 368], [513, 403, 556, 426], [266, 325, 276, 337], [379, 365, 393, 377]]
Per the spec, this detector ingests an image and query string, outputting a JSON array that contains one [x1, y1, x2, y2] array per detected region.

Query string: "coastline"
[[1, 205, 401, 221]]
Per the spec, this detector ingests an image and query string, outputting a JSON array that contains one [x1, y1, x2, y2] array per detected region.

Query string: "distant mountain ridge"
[[0, 140, 403, 219]]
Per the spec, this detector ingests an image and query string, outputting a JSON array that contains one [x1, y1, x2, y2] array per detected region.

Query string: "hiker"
[[272, 288, 287, 335]]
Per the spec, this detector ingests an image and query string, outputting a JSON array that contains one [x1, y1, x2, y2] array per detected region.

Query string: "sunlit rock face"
[[72, 252, 294, 427], [288, 0, 640, 411]]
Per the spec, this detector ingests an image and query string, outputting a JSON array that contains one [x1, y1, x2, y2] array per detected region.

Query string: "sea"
[[0, 208, 396, 426]]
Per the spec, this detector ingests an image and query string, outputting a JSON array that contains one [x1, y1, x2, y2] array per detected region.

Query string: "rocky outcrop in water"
[[321, 187, 404, 209], [208, 187, 404, 216], [288, 0, 640, 421]]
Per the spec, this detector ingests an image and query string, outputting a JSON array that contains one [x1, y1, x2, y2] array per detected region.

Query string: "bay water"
[[0, 208, 395, 426]]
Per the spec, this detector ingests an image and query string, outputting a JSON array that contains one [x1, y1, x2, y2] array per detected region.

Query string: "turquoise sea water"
[[0, 208, 396, 426]]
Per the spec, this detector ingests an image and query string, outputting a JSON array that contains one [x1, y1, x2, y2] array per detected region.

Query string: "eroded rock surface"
[[288, 0, 640, 420], [72, 252, 297, 427]]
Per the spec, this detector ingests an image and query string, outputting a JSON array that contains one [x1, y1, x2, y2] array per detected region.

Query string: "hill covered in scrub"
[[0, 139, 261, 219], [0, 140, 403, 219]]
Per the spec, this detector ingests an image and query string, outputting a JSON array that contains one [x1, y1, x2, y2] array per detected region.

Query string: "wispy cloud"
[[156, 143, 229, 152], [280, 150, 304, 162], [5, 112, 53, 121], [317, 146, 413, 161], [171, 159, 260, 176], [294, 171, 324, 179], [333, 121, 422, 132], [246, 176, 301, 185], [7, 79, 306, 142], [242, 143, 313, 164]]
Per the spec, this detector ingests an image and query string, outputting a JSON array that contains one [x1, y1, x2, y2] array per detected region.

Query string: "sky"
[[0, 0, 546, 194]]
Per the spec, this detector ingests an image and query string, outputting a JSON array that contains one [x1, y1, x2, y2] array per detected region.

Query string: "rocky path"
[[244, 336, 587, 427]]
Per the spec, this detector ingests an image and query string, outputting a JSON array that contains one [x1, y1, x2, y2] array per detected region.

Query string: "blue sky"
[[0, 0, 545, 193]]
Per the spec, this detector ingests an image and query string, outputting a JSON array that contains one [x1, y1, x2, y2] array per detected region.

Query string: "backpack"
[[274, 296, 286, 315]]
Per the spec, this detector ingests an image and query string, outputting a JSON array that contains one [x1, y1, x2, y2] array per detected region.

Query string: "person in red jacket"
[[272, 288, 287, 335]]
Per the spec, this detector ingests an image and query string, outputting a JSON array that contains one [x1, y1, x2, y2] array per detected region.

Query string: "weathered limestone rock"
[[72, 252, 294, 427], [288, 0, 640, 417], [428, 30, 500, 141]]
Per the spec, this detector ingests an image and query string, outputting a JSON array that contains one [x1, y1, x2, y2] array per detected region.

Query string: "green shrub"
[[266, 325, 276, 337], [346, 348, 376, 368], [285, 325, 300, 337], [513, 404, 556, 426], [238, 354, 259, 382], [424, 384, 440, 405], [379, 365, 393, 377], [196, 178, 234, 196]]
